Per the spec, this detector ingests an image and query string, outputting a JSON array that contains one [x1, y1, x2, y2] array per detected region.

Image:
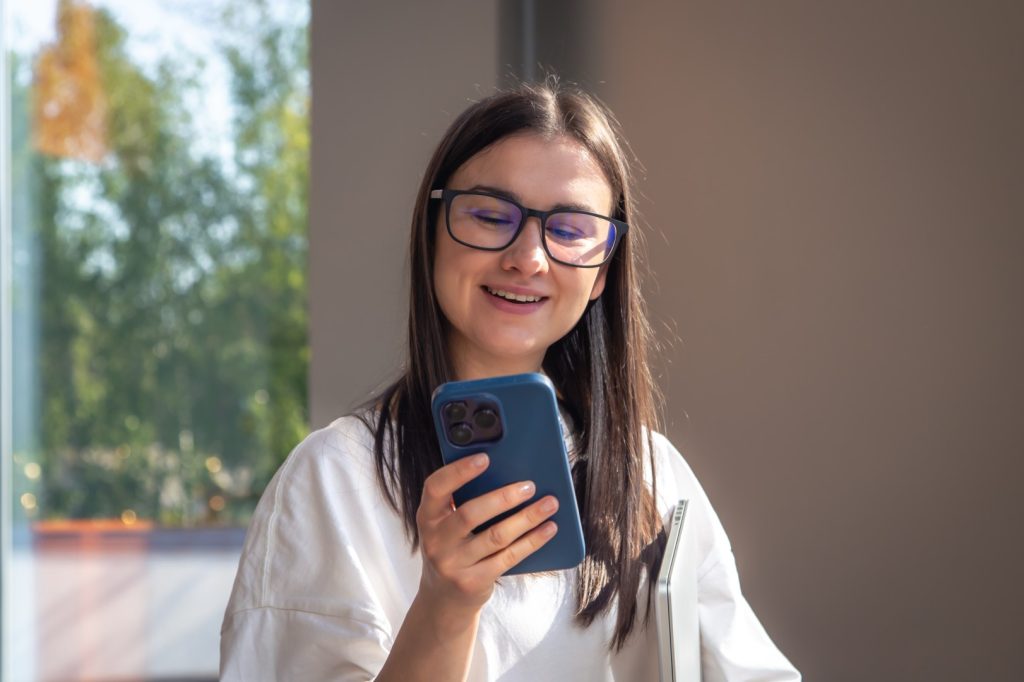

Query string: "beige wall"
[[595, 2, 1024, 679], [311, 2, 1024, 679]]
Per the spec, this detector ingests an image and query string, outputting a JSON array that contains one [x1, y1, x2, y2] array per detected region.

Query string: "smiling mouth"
[[483, 286, 547, 304]]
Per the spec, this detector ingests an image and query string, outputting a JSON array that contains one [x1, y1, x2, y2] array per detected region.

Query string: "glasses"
[[430, 188, 628, 268]]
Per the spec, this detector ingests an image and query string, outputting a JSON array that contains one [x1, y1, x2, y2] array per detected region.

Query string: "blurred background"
[[2, 0, 307, 679], [2, 1, 1022, 680]]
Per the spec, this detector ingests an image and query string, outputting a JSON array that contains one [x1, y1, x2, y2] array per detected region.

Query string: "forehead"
[[448, 133, 614, 214]]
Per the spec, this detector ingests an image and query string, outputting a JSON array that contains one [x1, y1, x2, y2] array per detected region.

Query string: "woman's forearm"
[[375, 454, 557, 681], [375, 592, 481, 682]]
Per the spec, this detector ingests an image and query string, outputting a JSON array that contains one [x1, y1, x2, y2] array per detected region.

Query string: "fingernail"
[[471, 454, 488, 468], [542, 522, 557, 537], [518, 481, 536, 497], [541, 496, 558, 513]]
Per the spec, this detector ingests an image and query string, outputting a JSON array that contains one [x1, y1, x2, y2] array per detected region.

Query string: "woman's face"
[[433, 133, 613, 380]]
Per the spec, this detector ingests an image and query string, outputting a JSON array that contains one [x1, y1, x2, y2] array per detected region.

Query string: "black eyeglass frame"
[[430, 188, 629, 268]]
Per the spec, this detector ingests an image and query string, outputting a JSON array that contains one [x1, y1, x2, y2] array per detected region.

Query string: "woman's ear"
[[589, 263, 609, 301]]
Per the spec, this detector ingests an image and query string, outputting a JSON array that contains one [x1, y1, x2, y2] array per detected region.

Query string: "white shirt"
[[220, 415, 800, 681]]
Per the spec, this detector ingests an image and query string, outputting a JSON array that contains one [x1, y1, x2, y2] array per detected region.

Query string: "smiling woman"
[[220, 81, 801, 681], [433, 134, 612, 379]]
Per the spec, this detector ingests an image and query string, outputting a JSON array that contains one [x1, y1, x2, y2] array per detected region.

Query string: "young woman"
[[220, 82, 801, 681]]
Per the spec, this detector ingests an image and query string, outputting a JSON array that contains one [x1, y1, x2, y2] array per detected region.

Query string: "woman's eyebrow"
[[468, 184, 520, 202], [467, 184, 600, 214]]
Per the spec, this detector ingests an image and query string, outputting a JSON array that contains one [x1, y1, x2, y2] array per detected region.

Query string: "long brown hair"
[[361, 79, 665, 650]]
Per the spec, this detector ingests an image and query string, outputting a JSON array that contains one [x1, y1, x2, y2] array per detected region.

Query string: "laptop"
[[656, 499, 702, 681]]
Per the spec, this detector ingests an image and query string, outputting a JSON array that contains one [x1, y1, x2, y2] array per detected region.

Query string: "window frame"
[[1, 0, 15, 676]]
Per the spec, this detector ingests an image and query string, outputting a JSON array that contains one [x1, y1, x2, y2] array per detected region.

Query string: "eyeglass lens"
[[449, 193, 617, 266]]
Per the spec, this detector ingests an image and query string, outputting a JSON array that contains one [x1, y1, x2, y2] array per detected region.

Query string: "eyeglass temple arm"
[[429, 189, 443, 199]]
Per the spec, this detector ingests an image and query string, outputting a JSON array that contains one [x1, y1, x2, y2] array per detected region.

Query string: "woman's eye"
[[547, 224, 585, 241], [471, 211, 514, 226]]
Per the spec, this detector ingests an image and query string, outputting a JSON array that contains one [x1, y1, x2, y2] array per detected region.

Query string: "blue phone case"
[[431, 373, 586, 575]]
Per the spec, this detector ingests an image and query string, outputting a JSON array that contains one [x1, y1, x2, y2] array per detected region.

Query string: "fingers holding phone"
[[416, 454, 560, 611], [431, 373, 586, 576], [416, 452, 490, 532], [461, 490, 559, 566]]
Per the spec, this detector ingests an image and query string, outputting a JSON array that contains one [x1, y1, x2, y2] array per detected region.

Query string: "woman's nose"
[[500, 217, 549, 274]]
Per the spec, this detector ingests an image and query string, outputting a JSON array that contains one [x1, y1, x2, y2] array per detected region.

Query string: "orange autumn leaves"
[[33, 0, 108, 162]]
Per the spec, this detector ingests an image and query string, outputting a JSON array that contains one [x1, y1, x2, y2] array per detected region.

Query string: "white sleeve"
[[651, 432, 801, 681], [697, 551, 801, 682], [221, 606, 389, 681], [220, 421, 410, 681]]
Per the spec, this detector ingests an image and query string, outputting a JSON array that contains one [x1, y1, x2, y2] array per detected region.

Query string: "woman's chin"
[[469, 338, 549, 371]]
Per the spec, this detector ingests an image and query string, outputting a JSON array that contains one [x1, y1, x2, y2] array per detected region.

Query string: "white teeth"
[[486, 286, 542, 303]]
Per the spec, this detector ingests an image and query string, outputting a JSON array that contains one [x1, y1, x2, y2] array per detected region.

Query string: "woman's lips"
[[483, 284, 547, 301], [481, 286, 547, 314]]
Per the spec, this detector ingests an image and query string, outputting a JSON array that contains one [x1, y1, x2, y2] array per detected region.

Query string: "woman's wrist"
[[376, 590, 482, 682], [409, 586, 484, 640]]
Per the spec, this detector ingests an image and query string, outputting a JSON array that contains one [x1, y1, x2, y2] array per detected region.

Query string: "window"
[[1, 1, 309, 678]]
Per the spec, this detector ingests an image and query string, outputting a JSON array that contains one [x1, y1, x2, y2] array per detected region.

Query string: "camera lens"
[[449, 423, 473, 446], [444, 401, 467, 422], [473, 409, 498, 430]]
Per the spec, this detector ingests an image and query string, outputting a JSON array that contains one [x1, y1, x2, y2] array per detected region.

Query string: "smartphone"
[[431, 372, 586, 575]]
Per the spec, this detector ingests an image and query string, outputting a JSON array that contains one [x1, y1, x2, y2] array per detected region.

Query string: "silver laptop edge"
[[656, 499, 701, 682]]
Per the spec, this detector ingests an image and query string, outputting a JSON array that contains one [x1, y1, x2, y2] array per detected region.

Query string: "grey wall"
[[311, 2, 1024, 679], [310, 0, 498, 426]]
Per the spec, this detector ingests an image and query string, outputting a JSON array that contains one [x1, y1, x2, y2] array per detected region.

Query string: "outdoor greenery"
[[10, 0, 309, 526]]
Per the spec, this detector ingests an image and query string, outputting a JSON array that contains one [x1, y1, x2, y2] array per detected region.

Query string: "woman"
[[220, 81, 801, 681]]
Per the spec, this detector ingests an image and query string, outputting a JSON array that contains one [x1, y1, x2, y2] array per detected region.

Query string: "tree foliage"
[[11, 0, 309, 526]]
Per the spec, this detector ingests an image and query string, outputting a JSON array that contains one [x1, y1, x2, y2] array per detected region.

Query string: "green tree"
[[15, 0, 309, 526]]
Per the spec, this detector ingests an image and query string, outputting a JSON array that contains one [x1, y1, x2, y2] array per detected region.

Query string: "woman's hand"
[[414, 453, 560, 619]]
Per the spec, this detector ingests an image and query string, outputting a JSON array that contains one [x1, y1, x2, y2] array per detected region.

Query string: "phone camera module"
[[473, 409, 498, 430], [445, 401, 468, 422], [449, 423, 473, 446]]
